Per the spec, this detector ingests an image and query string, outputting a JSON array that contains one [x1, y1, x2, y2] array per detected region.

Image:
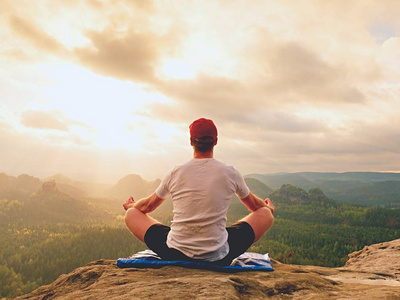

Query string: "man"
[[123, 118, 274, 266]]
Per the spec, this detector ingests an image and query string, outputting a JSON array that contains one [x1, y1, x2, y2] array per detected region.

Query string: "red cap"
[[189, 118, 218, 141]]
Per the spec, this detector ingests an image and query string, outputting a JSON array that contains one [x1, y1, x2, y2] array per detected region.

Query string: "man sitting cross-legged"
[[124, 118, 274, 266]]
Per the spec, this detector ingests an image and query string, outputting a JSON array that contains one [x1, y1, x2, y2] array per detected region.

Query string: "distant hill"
[[0, 172, 113, 200], [246, 172, 400, 189], [244, 177, 274, 198], [270, 184, 337, 207], [266, 183, 400, 229], [105, 174, 161, 200], [246, 172, 400, 208], [44, 174, 113, 197], [0, 172, 164, 216], [0, 173, 42, 200], [1, 180, 118, 226], [2, 171, 399, 208]]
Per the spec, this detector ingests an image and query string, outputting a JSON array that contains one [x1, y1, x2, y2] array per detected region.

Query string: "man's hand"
[[264, 198, 275, 214], [240, 193, 275, 214], [123, 196, 135, 211], [126, 192, 165, 214]]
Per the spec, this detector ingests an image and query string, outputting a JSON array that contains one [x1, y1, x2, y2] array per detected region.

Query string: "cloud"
[[8, 15, 67, 56], [20, 110, 90, 133], [82, 0, 155, 12], [17, 109, 95, 148], [379, 37, 400, 79], [157, 75, 254, 112], [239, 30, 371, 107], [21, 110, 70, 131], [74, 29, 160, 83], [258, 116, 400, 158], [137, 25, 375, 128], [72, 15, 184, 84], [263, 112, 328, 133], [351, 117, 400, 154], [264, 42, 366, 104]]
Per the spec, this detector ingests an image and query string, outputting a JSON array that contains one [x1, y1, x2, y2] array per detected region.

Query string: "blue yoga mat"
[[117, 250, 274, 272]]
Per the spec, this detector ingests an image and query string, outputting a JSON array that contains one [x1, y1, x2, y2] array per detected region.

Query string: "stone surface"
[[343, 239, 400, 280], [14, 239, 400, 300]]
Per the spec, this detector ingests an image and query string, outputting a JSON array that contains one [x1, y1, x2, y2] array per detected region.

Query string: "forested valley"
[[0, 172, 399, 298]]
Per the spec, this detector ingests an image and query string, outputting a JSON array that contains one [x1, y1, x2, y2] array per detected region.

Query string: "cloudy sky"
[[1, 0, 400, 183]]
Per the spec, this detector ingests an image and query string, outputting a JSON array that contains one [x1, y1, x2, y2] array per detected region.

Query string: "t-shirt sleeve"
[[155, 170, 172, 199], [234, 168, 250, 199]]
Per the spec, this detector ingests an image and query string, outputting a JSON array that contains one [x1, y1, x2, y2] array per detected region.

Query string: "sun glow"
[[26, 63, 172, 150]]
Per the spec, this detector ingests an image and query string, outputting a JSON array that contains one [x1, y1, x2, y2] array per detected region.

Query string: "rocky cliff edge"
[[14, 239, 400, 300]]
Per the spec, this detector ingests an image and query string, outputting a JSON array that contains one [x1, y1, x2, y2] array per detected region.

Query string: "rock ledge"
[[15, 239, 400, 300]]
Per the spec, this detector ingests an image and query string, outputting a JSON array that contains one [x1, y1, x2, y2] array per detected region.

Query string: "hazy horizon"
[[2, 168, 400, 186], [1, 1, 400, 183]]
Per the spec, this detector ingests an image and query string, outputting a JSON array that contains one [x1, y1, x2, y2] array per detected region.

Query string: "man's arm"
[[133, 192, 165, 214], [240, 192, 269, 212]]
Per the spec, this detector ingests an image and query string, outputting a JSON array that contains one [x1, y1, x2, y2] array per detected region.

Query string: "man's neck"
[[193, 151, 214, 159]]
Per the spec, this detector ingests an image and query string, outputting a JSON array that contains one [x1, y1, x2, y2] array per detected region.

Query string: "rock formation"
[[15, 239, 400, 299], [40, 180, 58, 193], [344, 239, 400, 280]]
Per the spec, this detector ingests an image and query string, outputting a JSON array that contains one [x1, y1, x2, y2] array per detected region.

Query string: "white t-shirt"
[[155, 158, 250, 261]]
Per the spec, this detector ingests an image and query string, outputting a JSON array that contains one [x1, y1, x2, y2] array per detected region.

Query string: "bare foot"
[[265, 198, 275, 214], [123, 196, 135, 211]]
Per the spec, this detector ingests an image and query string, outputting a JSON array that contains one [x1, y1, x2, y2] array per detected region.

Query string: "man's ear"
[[214, 138, 218, 145], [190, 137, 194, 146]]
